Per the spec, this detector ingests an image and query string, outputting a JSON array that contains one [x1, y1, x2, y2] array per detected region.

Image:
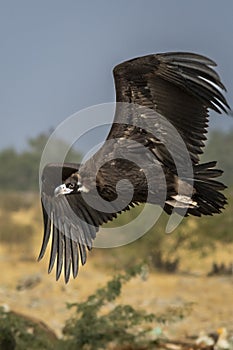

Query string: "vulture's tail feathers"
[[164, 161, 227, 216]]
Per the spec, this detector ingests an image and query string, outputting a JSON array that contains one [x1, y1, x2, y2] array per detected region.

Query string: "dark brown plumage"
[[39, 52, 231, 282]]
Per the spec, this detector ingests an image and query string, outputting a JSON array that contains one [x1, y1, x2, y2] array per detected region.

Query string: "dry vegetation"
[[1, 191, 233, 346]]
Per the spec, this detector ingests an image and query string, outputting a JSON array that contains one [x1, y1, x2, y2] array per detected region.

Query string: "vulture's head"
[[54, 173, 90, 197], [54, 173, 80, 197]]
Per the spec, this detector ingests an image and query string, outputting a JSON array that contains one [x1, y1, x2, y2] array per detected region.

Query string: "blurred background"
[[0, 1, 233, 349], [1, 0, 233, 151]]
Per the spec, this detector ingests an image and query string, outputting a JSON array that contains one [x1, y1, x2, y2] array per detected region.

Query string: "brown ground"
[[1, 204, 233, 341], [1, 236, 233, 340]]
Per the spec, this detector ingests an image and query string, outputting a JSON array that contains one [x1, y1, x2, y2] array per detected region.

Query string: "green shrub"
[[59, 265, 193, 350]]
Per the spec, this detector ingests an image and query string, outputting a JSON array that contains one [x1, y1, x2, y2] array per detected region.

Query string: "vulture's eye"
[[68, 183, 75, 189]]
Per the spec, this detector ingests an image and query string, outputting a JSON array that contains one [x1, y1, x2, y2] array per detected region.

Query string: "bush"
[[59, 265, 193, 350]]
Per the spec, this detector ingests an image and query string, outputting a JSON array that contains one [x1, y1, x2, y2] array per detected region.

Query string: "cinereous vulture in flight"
[[38, 52, 231, 282]]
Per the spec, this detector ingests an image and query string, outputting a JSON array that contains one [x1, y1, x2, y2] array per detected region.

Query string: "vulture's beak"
[[54, 184, 73, 197]]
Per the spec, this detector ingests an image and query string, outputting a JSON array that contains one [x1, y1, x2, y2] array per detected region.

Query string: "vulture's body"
[[39, 52, 230, 282]]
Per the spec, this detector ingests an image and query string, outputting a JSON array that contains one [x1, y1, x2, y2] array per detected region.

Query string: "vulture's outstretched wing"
[[39, 52, 230, 282], [39, 163, 120, 283], [108, 52, 230, 164]]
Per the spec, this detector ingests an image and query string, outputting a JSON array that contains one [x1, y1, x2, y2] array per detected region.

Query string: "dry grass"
[[1, 238, 233, 340], [1, 200, 233, 340]]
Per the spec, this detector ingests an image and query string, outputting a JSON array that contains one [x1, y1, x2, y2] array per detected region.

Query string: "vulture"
[[38, 52, 231, 283]]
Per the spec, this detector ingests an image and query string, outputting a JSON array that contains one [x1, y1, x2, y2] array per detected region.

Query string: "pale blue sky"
[[0, 0, 233, 151]]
